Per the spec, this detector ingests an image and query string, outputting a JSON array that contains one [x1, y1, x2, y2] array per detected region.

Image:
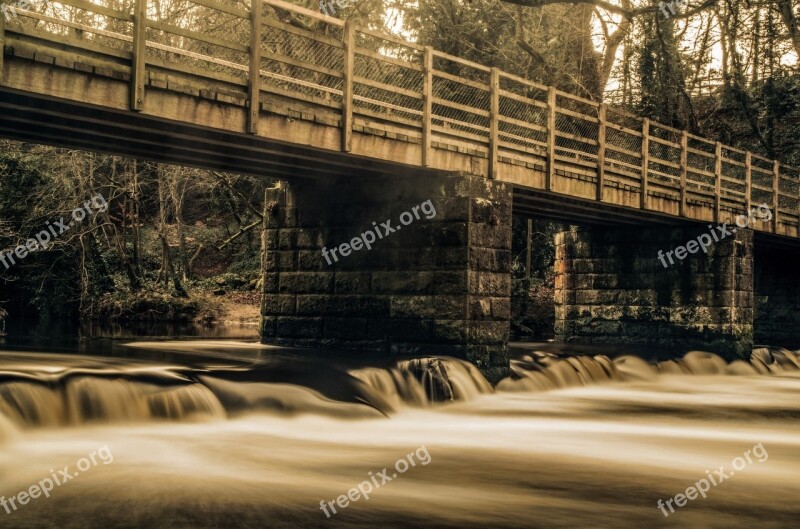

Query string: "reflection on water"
[[0, 340, 799, 528]]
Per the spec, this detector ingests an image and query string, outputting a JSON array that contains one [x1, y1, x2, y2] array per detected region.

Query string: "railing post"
[[744, 151, 752, 213], [679, 130, 688, 217], [341, 20, 355, 153], [0, 15, 5, 81], [422, 46, 433, 167], [714, 142, 722, 223], [640, 118, 649, 210], [247, 0, 263, 135], [596, 103, 607, 201], [773, 160, 780, 233], [546, 86, 556, 192], [130, 0, 147, 111], [488, 67, 500, 180]]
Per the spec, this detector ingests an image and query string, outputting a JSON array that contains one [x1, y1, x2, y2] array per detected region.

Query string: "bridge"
[[1, 0, 798, 379]]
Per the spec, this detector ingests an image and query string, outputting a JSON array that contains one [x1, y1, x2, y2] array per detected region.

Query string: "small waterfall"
[[348, 367, 428, 409], [498, 353, 623, 392], [350, 357, 494, 407], [199, 375, 388, 419], [0, 410, 20, 441], [0, 381, 66, 427], [751, 347, 800, 374], [0, 377, 226, 430], [499, 347, 800, 393], [63, 377, 226, 424]]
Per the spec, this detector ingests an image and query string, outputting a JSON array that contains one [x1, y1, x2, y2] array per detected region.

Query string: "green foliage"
[[510, 216, 561, 339], [94, 290, 223, 323], [0, 153, 47, 227], [226, 253, 261, 279]]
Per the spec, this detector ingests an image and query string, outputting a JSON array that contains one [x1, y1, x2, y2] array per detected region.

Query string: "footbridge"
[[1, 0, 799, 379]]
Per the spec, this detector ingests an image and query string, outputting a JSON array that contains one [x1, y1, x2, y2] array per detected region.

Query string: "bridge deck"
[[0, 0, 797, 236]]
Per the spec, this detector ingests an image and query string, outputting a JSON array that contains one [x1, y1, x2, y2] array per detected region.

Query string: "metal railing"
[[1, 0, 798, 235]]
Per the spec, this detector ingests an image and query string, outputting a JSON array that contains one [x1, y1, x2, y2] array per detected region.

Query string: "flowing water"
[[0, 336, 799, 528]]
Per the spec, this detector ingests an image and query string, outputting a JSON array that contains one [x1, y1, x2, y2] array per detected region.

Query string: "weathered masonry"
[[554, 226, 755, 359], [554, 225, 800, 358], [260, 173, 512, 383]]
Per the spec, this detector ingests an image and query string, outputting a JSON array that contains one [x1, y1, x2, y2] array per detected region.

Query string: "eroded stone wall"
[[260, 173, 512, 382], [554, 226, 754, 359]]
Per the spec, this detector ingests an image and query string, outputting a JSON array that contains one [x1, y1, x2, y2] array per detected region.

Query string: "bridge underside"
[[0, 85, 707, 229]]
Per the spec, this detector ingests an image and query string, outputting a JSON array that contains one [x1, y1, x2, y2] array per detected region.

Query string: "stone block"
[[469, 248, 511, 273], [334, 272, 371, 294], [298, 250, 327, 271], [262, 272, 279, 293], [324, 318, 368, 339], [279, 272, 334, 293], [261, 294, 296, 316], [468, 271, 511, 296], [261, 316, 277, 338], [391, 295, 465, 319], [276, 317, 323, 338], [373, 271, 435, 294], [468, 321, 509, 344]]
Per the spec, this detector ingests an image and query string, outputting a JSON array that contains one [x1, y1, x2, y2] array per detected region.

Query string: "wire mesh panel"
[[10, 0, 135, 54], [352, 30, 424, 123], [260, 9, 344, 104], [750, 155, 774, 209], [720, 147, 747, 209], [686, 136, 716, 195], [553, 92, 599, 165], [431, 52, 491, 140], [497, 74, 548, 153], [605, 107, 643, 179], [146, 0, 249, 84], [779, 165, 800, 226], [647, 124, 682, 190]]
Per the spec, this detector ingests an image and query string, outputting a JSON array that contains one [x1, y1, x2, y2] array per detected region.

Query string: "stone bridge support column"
[[554, 226, 754, 359], [260, 173, 512, 382]]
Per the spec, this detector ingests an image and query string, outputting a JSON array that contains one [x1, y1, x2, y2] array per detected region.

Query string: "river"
[[0, 332, 798, 528]]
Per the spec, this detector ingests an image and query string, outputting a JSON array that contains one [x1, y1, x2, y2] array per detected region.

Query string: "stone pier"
[[260, 173, 512, 382], [554, 226, 754, 359]]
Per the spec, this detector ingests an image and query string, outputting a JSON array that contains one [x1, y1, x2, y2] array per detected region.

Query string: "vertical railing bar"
[[773, 160, 780, 233], [546, 86, 556, 192], [596, 103, 607, 201], [680, 130, 688, 217], [246, 0, 262, 134], [130, 0, 147, 111], [641, 118, 649, 210], [714, 142, 722, 223], [0, 14, 5, 81], [422, 45, 433, 167], [489, 67, 499, 179], [745, 151, 752, 214], [341, 19, 355, 153]]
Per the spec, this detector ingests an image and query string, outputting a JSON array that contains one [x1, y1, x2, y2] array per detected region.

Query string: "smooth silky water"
[[0, 336, 798, 528]]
